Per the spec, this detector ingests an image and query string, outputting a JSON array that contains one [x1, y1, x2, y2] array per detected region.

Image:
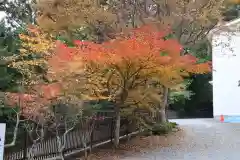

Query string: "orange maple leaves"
[[45, 25, 211, 103], [51, 25, 211, 75]]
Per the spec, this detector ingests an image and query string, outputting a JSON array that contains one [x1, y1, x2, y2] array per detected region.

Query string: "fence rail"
[[4, 116, 133, 160]]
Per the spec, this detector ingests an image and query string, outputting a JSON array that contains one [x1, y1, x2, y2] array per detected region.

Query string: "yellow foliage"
[[35, 0, 116, 32], [153, 0, 224, 45], [228, 0, 240, 3], [19, 26, 55, 56], [6, 25, 56, 85]]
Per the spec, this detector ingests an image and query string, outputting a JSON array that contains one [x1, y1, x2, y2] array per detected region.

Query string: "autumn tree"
[[41, 0, 220, 120], [35, 25, 210, 147], [16, 24, 211, 147]]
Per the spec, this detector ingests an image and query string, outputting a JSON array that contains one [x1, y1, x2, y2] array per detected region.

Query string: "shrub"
[[148, 122, 178, 135]]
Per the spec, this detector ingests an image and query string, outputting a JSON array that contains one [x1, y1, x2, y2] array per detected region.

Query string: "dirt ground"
[[72, 128, 185, 160]]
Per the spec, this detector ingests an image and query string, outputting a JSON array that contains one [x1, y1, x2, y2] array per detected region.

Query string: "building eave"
[[207, 18, 240, 40]]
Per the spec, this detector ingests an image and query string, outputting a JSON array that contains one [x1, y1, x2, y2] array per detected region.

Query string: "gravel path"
[[120, 118, 240, 160]]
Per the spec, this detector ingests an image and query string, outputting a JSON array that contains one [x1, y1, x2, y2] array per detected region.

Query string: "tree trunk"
[[28, 143, 37, 160], [158, 86, 169, 123], [83, 141, 88, 160], [114, 107, 121, 148], [206, 40, 212, 56], [59, 151, 65, 160], [56, 135, 65, 160], [84, 148, 88, 160], [159, 108, 167, 123]]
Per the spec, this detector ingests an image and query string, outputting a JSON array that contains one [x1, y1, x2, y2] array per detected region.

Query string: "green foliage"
[[160, 51, 169, 56], [0, 106, 19, 116], [0, 0, 36, 27], [56, 26, 101, 46], [163, 33, 175, 40], [188, 74, 212, 104], [146, 122, 178, 135], [171, 74, 212, 117], [186, 40, 211, 61], [222, 4, 240, 21], [0, 22, 20, 55], [169, 79, 194, 104], [168, 40, 211, 113], [0, 22, 23, 91], [0, 22, 25, 143], [170, 40, 212, 117], [70, 26, 98, 41]]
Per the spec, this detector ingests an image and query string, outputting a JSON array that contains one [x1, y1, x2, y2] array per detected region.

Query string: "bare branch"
[[4, 109, 21, 148]]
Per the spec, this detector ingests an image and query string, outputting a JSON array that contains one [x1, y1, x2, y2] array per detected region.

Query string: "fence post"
[[90, 126, 94, 151], [23, 129, 28, 160], [126, 119, 131, 141], [126, 119, 129, 136], [89, 119, 95, 155], [110, 118, 114, 143]]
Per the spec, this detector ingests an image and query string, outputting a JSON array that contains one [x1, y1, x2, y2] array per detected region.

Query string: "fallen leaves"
[[74, 129, 185, 160]]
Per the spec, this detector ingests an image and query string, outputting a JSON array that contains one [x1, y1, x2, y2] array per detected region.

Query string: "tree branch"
[[4, 109, 22, 148]]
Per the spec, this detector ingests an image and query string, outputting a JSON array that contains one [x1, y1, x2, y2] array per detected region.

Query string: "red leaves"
[[181, 55, 198, 63], [186, 62, 212, 74], [162, 39, 183, 56], [5, 93, 35, 107], [33, 83, 62, 99], [5, 92, 48, 121], [77, 26, 184, 65], [54, 41, 75, 61], [177, 55, 198, 66], [73, 40, 82, 45], [4, 83, 61, 121], [46, 25, 174, 67], [46, 25, 184, 71], [48, 42, 81, 79]]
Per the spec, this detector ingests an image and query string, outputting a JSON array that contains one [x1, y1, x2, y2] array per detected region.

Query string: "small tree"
[[3, 83, 57, 151], [1, 105, 22, 149], [2, 24, 60, 153], [47, 96, 84, 160], [23, 119, 46, 160], [78, 106, 97, 160]]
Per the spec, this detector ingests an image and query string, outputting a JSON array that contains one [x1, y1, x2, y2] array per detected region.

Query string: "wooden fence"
[[4, 116, 133, 160]]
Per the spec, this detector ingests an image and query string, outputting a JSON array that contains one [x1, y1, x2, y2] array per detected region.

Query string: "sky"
[[0, 11, 6, 21]]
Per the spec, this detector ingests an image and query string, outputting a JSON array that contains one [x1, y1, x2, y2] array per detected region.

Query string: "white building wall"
[[212, 32, 240, 117]]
